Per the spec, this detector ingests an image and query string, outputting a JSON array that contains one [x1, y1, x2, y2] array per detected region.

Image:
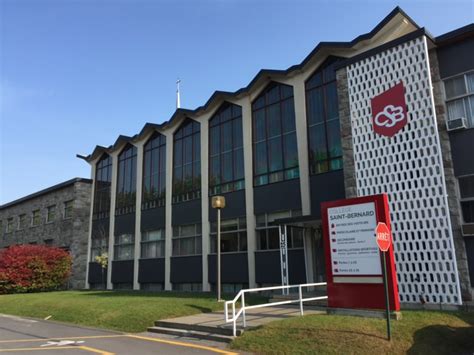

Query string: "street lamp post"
[[211, 195, 226, 302]]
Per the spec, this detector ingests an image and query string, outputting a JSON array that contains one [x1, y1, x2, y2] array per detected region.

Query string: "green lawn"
[[231, 310, 474, 354], [0, 290, 240, 332]]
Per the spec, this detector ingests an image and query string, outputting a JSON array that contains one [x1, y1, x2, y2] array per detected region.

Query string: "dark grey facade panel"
[[88, 262, 106, 284], [465, 238, 474, 287], [208, 190, 246, 223], [141, 207, 166, 230], [138, 258, 165, 283], [170, 256, 202, 283], [92, 218, 109, 234], [208, 253, 249, 283], [111, 260, 134, 283], [253, 179, 302, 215], [449, 130, 474, 177], [114, 213, 136, 235], [255, 249, 306, 284], [172, 199, 202, 225], [437, 38, 474, 78], [310, 170, 346, 219]]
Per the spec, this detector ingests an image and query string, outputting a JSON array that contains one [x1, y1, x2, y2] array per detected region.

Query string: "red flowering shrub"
[[0, 245, 72, 294]]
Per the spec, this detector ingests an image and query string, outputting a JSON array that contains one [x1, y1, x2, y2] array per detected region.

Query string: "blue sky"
[[1, 0, 473, 204]]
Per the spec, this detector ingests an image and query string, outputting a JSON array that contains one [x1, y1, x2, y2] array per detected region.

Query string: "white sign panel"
[[327, 202, 381, 276]]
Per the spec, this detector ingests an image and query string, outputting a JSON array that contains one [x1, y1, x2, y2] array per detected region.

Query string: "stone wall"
[[0, 180, 92, 289], [429, 50, 472, 301]]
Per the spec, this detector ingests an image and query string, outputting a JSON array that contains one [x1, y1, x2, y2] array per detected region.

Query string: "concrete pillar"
[[164, 132, 173, 291], [292, 77, 311, 216], [200, 118, 211, 292], [133, 142, 144, 290], [107, 153, 118, 290], [85, 162, 97, 289], [241, 96, 257, 288]]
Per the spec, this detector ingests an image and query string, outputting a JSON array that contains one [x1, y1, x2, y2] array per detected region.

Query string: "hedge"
[[0, 245, 72, 294]]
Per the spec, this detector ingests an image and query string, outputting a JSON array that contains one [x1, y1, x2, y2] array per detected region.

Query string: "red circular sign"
[[375, 222, 392, 252]]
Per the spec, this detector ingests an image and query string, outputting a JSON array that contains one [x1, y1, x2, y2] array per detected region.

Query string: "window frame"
[[305, 56, 343, 175], [208, 102, 245, 196], [93, 154, 113, 220], [142, 132, 167, 209], [18, 214, 27, 230], [443, 70, 474, 128], [172, 119, 201, 203], [140, 229, 165, 259], [6, 217, 15, 233], [113, 233, 135, 261], [172, 223, 202, 256], [32, 209, 41, 227], [64, 200, 74, 219], [46, 205, 56, 223], [116, 144, 138, 215], [251, 82, 299, 187]]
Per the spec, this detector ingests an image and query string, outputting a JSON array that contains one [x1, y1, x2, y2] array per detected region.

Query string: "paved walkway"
[[159, 305, 325, 331]]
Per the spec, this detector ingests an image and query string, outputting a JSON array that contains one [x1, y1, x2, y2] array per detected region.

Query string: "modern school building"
[[79, 7, 474, 305]]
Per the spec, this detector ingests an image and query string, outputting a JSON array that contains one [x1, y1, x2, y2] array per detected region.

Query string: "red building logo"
[[371, 82, 408, 137]]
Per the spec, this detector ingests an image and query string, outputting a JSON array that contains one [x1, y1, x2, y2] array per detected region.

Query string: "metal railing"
[[224, 282, 327, 336]]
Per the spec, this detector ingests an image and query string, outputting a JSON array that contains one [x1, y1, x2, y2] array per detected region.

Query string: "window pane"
[[281, 99, 296, 133], [327, 119, 342, 158], [210, 156, 220, 185], [281, 85, 293, 99], [184, 136, 193, 164], [445, 76, 466, 99], [254, 142, 268, 175], [234, 148, 244, 180], [257, 230, 267, 250], [221, 232, 239, 252], [268, 137, 283, 172], [253, 109, 266, 142], [325, 82, 339, 121], [193, 133, 200, 162], [222, 151, 233, 183], [283, 132, 298, 168], [459, 176, 474, 198], [461, 201, 474, 223], [309, 124, 328, 162], [222, 121, 232, 152], [267, 104, 281, 138], [447, 99, 466, 121], [210, 126, 220, 155], [307, 88, 324, 125], [306, 71, 322, 90], [174, 140, 182, 166], [267, 85, 280, 104], [268, 228, 280, 249], [233, 118, 243, 148], [466, 72, 474, 93]]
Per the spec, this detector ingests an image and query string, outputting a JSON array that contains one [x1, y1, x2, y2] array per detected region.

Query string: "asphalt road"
[[0, 314, 237, 355]]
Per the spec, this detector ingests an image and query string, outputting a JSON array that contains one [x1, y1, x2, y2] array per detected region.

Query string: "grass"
[[231, 310, 474, 354], [0, 290, 259, 333]]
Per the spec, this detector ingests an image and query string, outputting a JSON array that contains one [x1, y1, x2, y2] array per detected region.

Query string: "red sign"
[[376, 222, 392, 252], [371, 82, 407, 137]]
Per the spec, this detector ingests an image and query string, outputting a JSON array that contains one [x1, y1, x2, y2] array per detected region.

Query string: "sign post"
[[375, 222, 393, 341]]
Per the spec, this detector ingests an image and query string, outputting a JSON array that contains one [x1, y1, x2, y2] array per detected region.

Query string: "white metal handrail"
[[224, 282, 327, 336]]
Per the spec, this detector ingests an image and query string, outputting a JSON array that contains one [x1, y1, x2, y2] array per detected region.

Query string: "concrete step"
[[154, 320, 243, 336], [147, 326, 235, 343]]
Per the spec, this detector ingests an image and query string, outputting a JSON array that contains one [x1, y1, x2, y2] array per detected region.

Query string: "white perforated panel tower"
[[346, 36, 462, 304]]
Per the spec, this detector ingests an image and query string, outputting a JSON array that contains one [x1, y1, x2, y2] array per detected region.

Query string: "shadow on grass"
[[407, 324, 474, 354]]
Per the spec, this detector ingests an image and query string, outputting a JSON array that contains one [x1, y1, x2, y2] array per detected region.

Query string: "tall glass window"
[[141, 229, 165, 258], [252, 82, 299, 186], [90, 224, 109, 259], [116, 144, 137, 215], [306, 56, 343, 174], [210, 217, 247, 253], [173, 119, 201, 203], [93, 154, 112, 219], [114, 234, 135, 260], [209, 103, 244, 195], [143, 132, 166, 209], [444, 71, 474, 128]]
